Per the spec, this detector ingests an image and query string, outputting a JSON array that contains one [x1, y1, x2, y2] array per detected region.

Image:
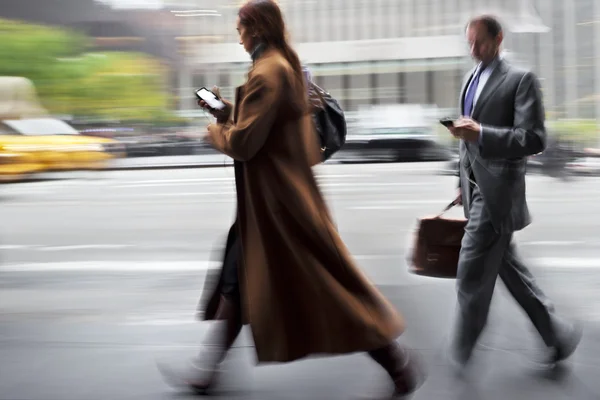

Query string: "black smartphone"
[[195, 87, 226, 110], [439, 118, 456, 127]]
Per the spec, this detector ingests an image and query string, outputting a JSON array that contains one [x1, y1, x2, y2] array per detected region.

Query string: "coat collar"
[[234, 44, 268, 123], [471, 58, 509, 119], [250, 42, 268, 64]]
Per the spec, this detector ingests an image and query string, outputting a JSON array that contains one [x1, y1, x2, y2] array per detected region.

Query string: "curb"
[[103, 162, 232, 171], [1, 162, 233, 184]]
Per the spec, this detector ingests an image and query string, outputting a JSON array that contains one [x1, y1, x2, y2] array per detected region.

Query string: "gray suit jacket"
[[458, 58, 547, 234]]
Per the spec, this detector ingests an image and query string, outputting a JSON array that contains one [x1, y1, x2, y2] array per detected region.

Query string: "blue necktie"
[[463, 66, 486, 117]]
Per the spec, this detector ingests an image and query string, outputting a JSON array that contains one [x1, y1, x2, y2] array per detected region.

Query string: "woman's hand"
[[204, 124, 214, 144], [198, 86, 232, 123]]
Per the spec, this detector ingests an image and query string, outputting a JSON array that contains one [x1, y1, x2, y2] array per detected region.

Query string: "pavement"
[[1, 163, 600, 400]]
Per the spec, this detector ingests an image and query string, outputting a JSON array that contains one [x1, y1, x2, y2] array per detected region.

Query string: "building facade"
[[174, 0, 600, 123]]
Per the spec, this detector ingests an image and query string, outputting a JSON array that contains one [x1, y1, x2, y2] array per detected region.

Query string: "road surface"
[[1, 163, 599, 399]]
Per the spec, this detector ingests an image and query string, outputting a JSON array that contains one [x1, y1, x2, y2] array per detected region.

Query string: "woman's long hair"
[[238, 1, 305, 90]]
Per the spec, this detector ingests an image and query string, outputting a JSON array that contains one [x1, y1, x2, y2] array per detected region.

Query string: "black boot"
[[368, 342, 425, 398]]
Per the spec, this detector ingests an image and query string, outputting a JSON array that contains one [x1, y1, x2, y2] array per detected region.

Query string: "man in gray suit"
[[446, 15, 582, 369]]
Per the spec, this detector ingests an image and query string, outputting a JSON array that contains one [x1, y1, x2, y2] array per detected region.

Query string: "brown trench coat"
[[201, 48, 404, 364]]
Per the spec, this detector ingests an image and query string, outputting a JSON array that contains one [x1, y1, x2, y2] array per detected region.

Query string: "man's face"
[[466, 22, 502, 65]]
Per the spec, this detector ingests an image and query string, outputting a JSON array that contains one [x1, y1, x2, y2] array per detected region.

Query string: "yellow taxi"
[[0, 118, 124, 172], [0, 76, 124, 178], [0, 149, 45, 182]]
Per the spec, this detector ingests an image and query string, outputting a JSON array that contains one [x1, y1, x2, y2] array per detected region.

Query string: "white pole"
[[539, 0, 555, 119], [404, 0, 413, 38], [595, 0, 600, 147], [564, 0, 578, 118]]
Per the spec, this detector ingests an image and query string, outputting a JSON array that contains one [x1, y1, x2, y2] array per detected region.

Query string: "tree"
[[0, 18, 86, 76], [46, 52, 170, 121], [0, 18, 174, 122]]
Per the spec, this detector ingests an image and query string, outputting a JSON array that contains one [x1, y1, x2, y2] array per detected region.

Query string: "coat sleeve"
[[207, 71, 280, 162], [479, 71, 547, 158]]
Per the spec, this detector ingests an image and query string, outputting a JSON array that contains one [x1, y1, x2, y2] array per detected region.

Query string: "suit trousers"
[[452, 184, 564, 363]]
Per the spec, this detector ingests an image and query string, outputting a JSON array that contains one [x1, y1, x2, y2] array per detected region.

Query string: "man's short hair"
[[466, 15, 503, 38]]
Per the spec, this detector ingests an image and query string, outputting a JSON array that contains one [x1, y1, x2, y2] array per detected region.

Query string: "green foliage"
[[0, 18, 87, 79], [547, 119, 599, 145], [0, 18, 173, 122]]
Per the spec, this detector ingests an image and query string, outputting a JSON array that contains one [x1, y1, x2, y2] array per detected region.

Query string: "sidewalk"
[[1, 283, 598, 400], [9, 155, 234, 183], [106, 154, 233, 170]]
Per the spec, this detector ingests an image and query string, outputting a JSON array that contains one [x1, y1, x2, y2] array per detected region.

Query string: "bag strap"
[[435, 199, 459, 218]]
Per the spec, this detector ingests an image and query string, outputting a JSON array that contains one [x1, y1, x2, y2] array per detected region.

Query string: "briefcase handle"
[[435, 199, 460, 218]]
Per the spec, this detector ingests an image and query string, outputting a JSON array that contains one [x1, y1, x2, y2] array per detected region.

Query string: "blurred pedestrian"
[[445, 14, 582, 372], [160, 0, 424, 397]]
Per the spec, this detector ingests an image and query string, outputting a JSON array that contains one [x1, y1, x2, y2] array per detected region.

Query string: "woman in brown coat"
[[162, 1, 424, 398]]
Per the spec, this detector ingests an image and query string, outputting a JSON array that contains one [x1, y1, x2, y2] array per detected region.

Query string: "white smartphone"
[[195, 87, 226, 110]]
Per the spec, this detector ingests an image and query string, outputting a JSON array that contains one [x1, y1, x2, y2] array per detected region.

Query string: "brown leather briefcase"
[[407, 201, 467, 279]]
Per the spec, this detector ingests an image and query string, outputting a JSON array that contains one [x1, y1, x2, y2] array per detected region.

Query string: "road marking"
[[0, 261, 220, 272], [1, 198, 237, 206], [116, 178, 235, 188], [346, 200, 456, 209], [0, 243, 204, 251], [0, 245, 35, 250], [349, 203, 445, 210], [316, 174, 373, 178], [531, 257, 600, 269], [148, 191, 236, 197], [1, 257, 600, 272], [347, 205, 421, 210], [0, 241, 598, 253], [38, 244, 136, 252], [320, 182, 437, 188], [125, 178, 233, 184], [116, 179, 426, 189], [522, 241, 585, 246], [122, 319, 197, 326], [323, 165, 444, 173], [353, 255, 398, 260], [121, 312, 199, 326], [1, 189, 51, 196]]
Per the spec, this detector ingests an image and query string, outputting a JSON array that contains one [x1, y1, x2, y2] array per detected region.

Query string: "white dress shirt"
[[464, 56, 501, 138]]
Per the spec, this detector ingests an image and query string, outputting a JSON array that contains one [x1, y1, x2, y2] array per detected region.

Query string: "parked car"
[[566, 157, 600, 176], [336, 105, 449, 163]]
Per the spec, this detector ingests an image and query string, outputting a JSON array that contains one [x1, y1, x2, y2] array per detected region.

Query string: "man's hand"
[[448, 117, 481, 142]]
